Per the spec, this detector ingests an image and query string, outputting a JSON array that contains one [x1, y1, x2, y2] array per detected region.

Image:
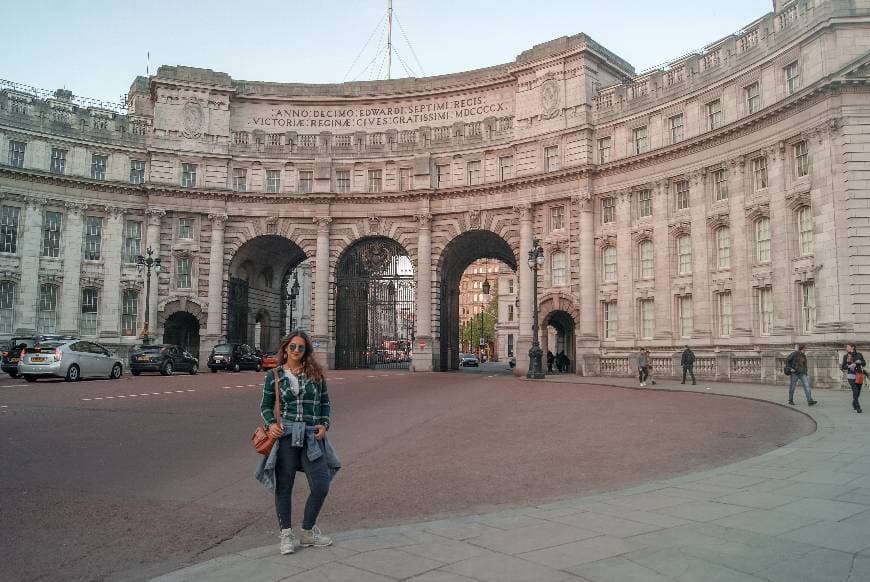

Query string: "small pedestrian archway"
[[163, 311, 201, 356], [541, 296, 577, 374], [438, 230, 517, 371]]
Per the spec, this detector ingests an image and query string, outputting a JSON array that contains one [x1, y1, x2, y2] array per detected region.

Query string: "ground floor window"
[[38, 284, 58, 333], [122, 290, 139, 336], [0, 281, 14, 334]]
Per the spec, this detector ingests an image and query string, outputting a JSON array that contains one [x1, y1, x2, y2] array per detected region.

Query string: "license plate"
[[137, 356, 150, 362], [214, 357, 224, 362], [31, 357, 46, 363]]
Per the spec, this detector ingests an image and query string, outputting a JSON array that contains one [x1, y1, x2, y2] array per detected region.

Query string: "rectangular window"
[[633, 126, 648, 154], [752, 157, 768, 191], [678, 295, 693, 337], [551, 252, 567, 286], [507, 334, 514, 357], [640, 298, 654, 339], [718, 292, 733, 337], [232, 168, 247, 192], [399, 167, 412, 191], [602, 197, 615, 224], [83, 216, 102, 261], [181, 163, 197, 187], [785, 61, 800, 95], [294, 170, 313, 194], [707, 99, 722, 130], [603, 246, 617, 282], [801, 281, 816, 332], [508, 304, 514, 322], [0, 205, 21, 254], [176, 257, 192, 289], [759, 287, 773, 335], [799, 206, 814, 256], [746, 82, 761, 114], [42, 211, 62, 258], [122, 220, 141, 264], [8, 140, 25, 168], [756, 217, 771, 262], [677, 235, 692, 275], [38, 284, 58, 333], [675, 180, 690, 210], [178, 218, 193, 240], [121, 290, 138, 336], [50, 148, 66, 174], [80, 288, 98, 336], [598, 137, 612, 162], [335, 170, 351, 193], [129, 160, 145, 185], [498, 156, 513, 180], [669, 115, 684, 144], [90, 154, 108, 180], [603, 301, 618, 339], [638, 189, 652, 218], [714, 169, 728, 201], [368, 169, 382, 193], [466, 160, 481, 185], [794, 141, 809, 178], [0, 281, 13, 334], [436, 164, 449, 188], [268, 170, 284, 193], [717, 228, 731, 269], [639, 241, 654, 278], [544, 146, 560, 172], [550, 206, 565, 231]]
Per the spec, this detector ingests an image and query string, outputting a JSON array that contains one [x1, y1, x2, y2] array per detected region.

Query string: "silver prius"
[[18, 340, 124, 383]]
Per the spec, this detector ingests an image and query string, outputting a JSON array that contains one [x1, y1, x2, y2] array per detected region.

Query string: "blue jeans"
[[274, 436, 331, 530], [788, 373, 814, 403]]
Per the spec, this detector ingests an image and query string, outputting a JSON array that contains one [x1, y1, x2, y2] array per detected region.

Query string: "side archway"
[[540, 293, 578, 374]]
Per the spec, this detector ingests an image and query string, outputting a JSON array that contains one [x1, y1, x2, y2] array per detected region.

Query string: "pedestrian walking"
[[636, 349, 649, 387], [546, 350, 555, 373], [260, 330, 336, 555], [841, 343, 865, 413], [680, 345, 696, 385], [786, 343, 817, 406], [644, 349, 656, 385], [557, 350, 569, 373]]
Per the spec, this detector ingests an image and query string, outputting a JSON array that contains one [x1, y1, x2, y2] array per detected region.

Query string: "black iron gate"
[[334, 238, 415, 369], [227, 277, 249, 343]]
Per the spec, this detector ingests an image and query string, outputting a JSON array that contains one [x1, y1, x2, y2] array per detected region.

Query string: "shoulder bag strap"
[[273, 367, 281, 422]]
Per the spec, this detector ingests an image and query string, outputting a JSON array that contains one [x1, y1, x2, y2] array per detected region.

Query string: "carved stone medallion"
[[181, 100, 204, 138], [540, 78, 560, 119]]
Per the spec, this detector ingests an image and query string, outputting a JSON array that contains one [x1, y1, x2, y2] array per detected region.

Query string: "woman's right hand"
[[268, 423, 284, 439]]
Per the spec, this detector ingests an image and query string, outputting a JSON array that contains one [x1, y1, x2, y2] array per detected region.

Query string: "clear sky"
[[3, 0, 772, 105]]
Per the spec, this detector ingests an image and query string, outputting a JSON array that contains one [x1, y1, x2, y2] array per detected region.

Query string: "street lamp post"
[[481, 275, 491, 361], [136, 246, 161, 345], [527, 242, 545, 379], [288, 270, 300, 332]]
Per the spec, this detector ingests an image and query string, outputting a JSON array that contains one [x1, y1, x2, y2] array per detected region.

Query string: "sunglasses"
[[286, 343, 306, 353]]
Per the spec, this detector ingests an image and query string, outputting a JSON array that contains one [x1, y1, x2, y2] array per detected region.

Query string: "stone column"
[[689, 171, 712, 342], [16, 196, 45, 334], [577, 194, 597, 340], [59, 202, 85, 335], [615, 191, 635, 341], [313, 216, 332, 366], [768, 145, 795, 335], [515, 203, 533, 376], [652, 181, 673, 340], [203, 212, 227, 362], [99, 207, 125, 339], [412, 214, 433, 372], [144, 208, 166, 340], [728, 158, 752, 336]]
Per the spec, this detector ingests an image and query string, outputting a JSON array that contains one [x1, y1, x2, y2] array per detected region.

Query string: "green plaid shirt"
[[260, 368, 331, 429]]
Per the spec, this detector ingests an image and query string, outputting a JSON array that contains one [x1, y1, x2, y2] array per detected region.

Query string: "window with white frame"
[[265, 169, 282, 193], [232, 168, 247, 192], [794, 140, 809, 178], [602, 197, 615, 224], [785, 61, 800, 95], [801, 281, 816, 332], [639, 240, 654, 278], [335, 170, 351, 193], [0, 281, 14, 333], [8, 140, 25, 168], [80, 287, 98, 336], [677, 235, 692, 275], [551, 252, 567, 286], [507, 334, 514, 356], [508, 304, 514, 321], [121, 289, 138, 336], [42, 211, 62, 258], [675, 180, 690, 210], [436, 164, 449, 188], [718, 291, 732, 337], [706, 99, 722, 130], [752, 156, 768, 191], [176, 257, 192, 289], [716, 227, 731, 269], [466, 160, 481, 185], [507, 278, 514, 294], [544, 146, 560, 171], [550, 206, 565, 231], [678, 295, 693, 337], [177, 218, 193, 240], [83, 216, 102, 261], [90, 154, 107, 180], [0, 205, 20, 254], [498, 156, 513, 180], [598, 137, 612, 162], [399, 167, 412, 191], [603, 301, 617, 339], [129, 159, 145, 184], [633, 126, 648, 154], [640, 298, 654, 339], [122, 220, 141, 264], [295, 170, 311, 194], [603, 246, 617, 282], [798, 206, 813, 255], [756, 217, 771, 262], [638, 189, 652, 218], [181, 163, 197, 187], [746, 82, 761, 114], [758, 286, 773, 335], [50, 148, 66, 174], [38, 284, 58, 333], [714, 169, 728, 201], [367, 169, 382, 193], [669, 114, 684, 143]]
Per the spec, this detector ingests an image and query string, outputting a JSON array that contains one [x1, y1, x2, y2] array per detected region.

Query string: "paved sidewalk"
[[155, 377, 870, 582]]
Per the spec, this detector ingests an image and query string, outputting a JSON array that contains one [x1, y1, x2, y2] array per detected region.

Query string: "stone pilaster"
[[412, 213, 433, 372], [768, 144, 795, 335], [576, 193, 597, 340], [515, 203, 533, 376], [16, 196, 46, 334], [728, 158, 752, 336], [202, 212, 227, 362], [313, 216, 332, 366], [98, 207, 125, 338], [652, 181, 673, 340], [689, 171, 712, 342], [144, 208, 166, 339], [615, 191, 634, 340], [58, 202, 86, 335]]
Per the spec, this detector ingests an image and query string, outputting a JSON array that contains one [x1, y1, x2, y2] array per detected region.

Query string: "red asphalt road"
[[0, 369, 815, 581]]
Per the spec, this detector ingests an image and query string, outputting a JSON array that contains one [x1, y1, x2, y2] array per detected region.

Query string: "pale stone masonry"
[[0, 0, 869, 385]]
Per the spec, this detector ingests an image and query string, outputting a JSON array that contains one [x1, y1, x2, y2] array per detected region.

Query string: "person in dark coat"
[[556, 350, 569, 373], [786, 344, 817, 406], [841, 343, 865, 413], [546, 350, 555, 373], [680, 346, 696, 385]]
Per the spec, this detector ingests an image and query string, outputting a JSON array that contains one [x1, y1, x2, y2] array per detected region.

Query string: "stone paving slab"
[[153, 376, 870, 582]]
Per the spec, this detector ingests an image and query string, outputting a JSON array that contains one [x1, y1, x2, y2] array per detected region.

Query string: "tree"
[[459, 280, 499, 353]]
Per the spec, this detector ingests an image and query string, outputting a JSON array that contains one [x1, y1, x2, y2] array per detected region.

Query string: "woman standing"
[[261, 330, 333, 555], [841, 343, 865, 413]]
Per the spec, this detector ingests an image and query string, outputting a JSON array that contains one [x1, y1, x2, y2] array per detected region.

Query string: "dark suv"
[[2, 335, 78, 378], [208, 343, 261, 373], [129, 344, 199, 376]]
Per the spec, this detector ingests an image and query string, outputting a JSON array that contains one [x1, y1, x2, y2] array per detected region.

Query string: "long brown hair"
[[278, 330, 324, 381]]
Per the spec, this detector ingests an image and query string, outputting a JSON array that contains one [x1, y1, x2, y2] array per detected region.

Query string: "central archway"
[[163, 311, 201, 356]]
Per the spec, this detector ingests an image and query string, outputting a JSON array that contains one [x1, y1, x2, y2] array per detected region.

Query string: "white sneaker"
[[300, 525, 333, 547], [640, 382, 645, 387], [279, 528, 296, 555]]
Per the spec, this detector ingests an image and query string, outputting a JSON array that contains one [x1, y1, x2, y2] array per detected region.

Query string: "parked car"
[[129, 344, 198, 376], [208, 343, 262, 372], [259, 351, 279, 369], [18, 339, 123, 382], [2, 335, 78, 378], [460, 353, 480, 367]]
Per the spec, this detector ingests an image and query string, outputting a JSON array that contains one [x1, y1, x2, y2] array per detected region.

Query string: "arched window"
[[38, 284, 58, 333], [798, 206, 813, 256], [716, 227, 731, 269], [551, 252, 567, 286], [0, 281, 14, 334], [755, 217, 771, 262], [676, 235, 692, 275], [638, 240, 653, 278], [602, 246, 617, 282]]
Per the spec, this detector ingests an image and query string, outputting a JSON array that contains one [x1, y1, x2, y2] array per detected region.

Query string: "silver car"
[[18, 340, 124, 382]]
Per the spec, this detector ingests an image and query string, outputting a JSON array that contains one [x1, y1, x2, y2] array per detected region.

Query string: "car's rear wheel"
[[110, 363, 122, 379], [131, 370, 141, 376], [255, 362, 262, 372], [161, 362, 173, 376], [23, 375, 37, 383], [65, 365, 80, 382], [189, 363, 198, 375]]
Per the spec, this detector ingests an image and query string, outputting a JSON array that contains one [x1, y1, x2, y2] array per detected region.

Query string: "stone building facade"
[[1, 0, 869, 385]]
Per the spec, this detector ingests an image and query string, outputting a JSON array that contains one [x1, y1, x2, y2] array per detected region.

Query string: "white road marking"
[[139, 393, 150, 396], [128, 394, 138, 397], [163, 391, 173, 394], [367, 375, 377, 378], [151, 392, 161, 395], [333, 377, 345, 380], [186, 389, 195, 392], [1, 384, 28, 388], [235, 385, 245, 388], [247, 384, 258, 387], [0, 404, 7, 408], [175, 390, 185, 393], [94, 397, 103, 400], [116, 395, 126, 398], [81, 398, 92, 401]]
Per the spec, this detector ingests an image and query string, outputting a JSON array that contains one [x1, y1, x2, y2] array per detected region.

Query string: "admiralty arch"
[[1, 0, 868, 385]]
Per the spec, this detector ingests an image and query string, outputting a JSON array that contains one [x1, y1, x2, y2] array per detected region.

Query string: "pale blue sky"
[[3, 0, 772, 105]]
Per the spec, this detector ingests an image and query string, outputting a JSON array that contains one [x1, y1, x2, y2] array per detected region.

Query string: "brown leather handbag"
[[252, 368, 281, 455]]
